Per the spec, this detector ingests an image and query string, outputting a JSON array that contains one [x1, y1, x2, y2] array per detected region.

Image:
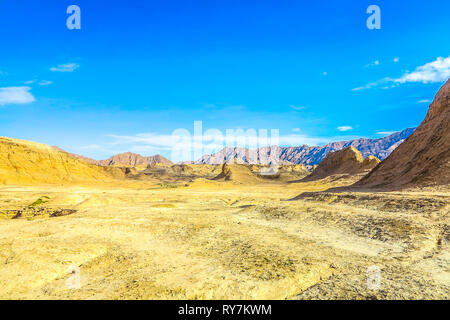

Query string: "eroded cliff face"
[[355, 79, 450, 190]]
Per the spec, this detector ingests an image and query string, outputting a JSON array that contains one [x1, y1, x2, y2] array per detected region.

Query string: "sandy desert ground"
[[0, 177, 448, 300]]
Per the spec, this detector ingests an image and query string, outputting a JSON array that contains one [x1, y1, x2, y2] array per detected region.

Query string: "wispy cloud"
[[418, 99, 432, 104], [393, 57, 400, 63], [337, 126, 353, 132], [322, 72, 328, 76], [292, 128, 301, 132], [0, 86, 35, 106], [352, 81, 381, 91], [365, 60, 380, 68], [353, 55, 450, 91], [50, 63, 80, 72], [290, 105, 306, 111], [376, 131, 396, 135], [39, 80, 53, 86]]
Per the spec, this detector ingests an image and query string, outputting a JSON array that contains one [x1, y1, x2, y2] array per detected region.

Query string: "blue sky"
[[0, 0, 449, 161]]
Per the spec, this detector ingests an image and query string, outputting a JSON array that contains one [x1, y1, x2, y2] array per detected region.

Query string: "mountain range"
[[194, 128, 415, 167]]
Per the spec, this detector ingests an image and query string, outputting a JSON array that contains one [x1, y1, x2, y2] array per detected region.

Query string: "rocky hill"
[[302, 147, 380, 181], [355, 79, 450, 190], [213, 164, 264, 184], [195, 128, 414, 166], [0, 137, 128, 185], [98, 152, 172, 167], [52, 148, 173, 167]]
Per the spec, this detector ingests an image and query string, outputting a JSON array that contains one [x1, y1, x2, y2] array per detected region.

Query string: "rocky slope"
[[0, 137, 128, 185], [355, 79, 450, 190], [195, 128, 414, 166], [303, 147, 380, 181], [98, 152, 172, 167], [51, 146, 100, 165]]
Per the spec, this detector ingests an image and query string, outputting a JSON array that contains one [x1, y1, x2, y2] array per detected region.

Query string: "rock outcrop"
[[302, 147, 380, 181], [213, 164, 264, 184], [362, 156, 381, 170]]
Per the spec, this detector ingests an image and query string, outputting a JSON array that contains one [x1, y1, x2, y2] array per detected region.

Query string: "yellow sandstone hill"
[[355, 79, 450, 190], [212, 163, 310, 184], [214, 163, 265, 184], [0, 137, 127, 185], [361, 155, 381, 170], [302, 147, 380, 182]]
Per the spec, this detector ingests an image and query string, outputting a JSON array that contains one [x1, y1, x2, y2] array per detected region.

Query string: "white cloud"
[[353, 55, 450, 91], [418, 99, 432, 104], [393, 57, 400, 63], [278, 134, 335, 146], [376, 131, 396, 135], [352, 81, 380, 91], [24, 80, 36, 84], [322, 72, 328, 76], [394, 56, 450, 83], [0, 86, 35, 106], [365, 60, 380, 68], [337, 126, 353, 132], [290, 105, 306, 111], [39, 80, 53, 86], [292, 128, 301, 132], [50, 63, 80, 72]]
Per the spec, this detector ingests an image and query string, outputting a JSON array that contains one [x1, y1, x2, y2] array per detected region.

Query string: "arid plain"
[[0, 80, 449, 300], [0, 168, 448, 300]]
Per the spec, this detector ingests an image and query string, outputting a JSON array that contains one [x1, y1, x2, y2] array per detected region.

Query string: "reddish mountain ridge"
[[98, 152, 172, 166], [195, 128, 414, 166], [52, 148, 173, 167]]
